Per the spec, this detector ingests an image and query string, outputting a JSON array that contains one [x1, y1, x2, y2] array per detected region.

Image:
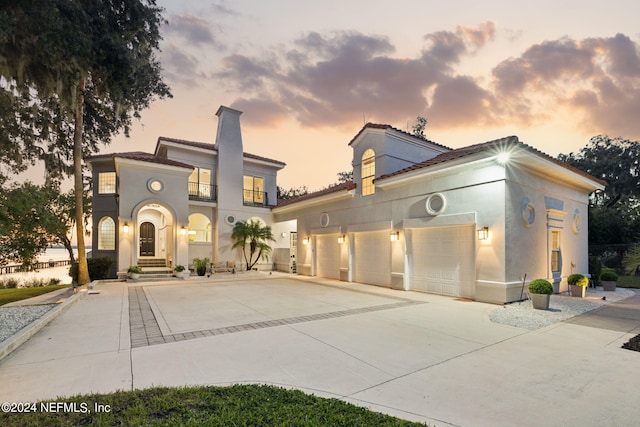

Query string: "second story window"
[[244, 175, 265, 205], [189, 167, 213, 200], [98, 172, 116, 194], [361, 149, 375, 196]]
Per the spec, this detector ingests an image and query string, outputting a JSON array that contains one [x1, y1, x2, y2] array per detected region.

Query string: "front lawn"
[[0, 384, 428, 426], [0, 285, 71, 306]]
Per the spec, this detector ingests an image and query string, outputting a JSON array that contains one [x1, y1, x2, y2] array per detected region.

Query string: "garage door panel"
[[315, 235, 340, 280], [410, 225, 475, 298], [354, 230, 390, 286]]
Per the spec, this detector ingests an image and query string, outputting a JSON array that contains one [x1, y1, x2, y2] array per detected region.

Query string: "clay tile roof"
[[348, 123, 452, 151], [157, 136, 285, 166], [95, 151, 195, 169], [376, 136, 607, 187], [276, 181, 357, 207]]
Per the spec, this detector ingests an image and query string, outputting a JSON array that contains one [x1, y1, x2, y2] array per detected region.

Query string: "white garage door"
[[315, 234, 340, 280], [354, 230, 391, 286], [410, 225, 475, 298]]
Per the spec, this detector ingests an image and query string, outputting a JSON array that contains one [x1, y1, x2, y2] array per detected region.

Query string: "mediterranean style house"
[[88, 105, 606, 304]]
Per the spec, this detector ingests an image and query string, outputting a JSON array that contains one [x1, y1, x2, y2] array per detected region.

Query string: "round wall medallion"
[[225, 215, 236, 225], [521, 198, 535, 228], [572, 209, 582, 233], [320, 212, 330, 228], [147, 179, 164, 193], [425, 193, 446, 216]]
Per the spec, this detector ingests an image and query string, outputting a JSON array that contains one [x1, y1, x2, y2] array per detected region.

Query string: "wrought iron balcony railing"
[[188, 183, 217, 202]]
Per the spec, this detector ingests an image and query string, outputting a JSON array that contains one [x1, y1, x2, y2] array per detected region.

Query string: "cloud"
[[161, 44, 205, 88], [492, 33, 640, 135], [212, 23, 640, 139], [164, 14, 221, 47]]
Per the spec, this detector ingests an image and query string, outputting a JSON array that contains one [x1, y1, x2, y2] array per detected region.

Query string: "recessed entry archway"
[[135, 203, 175, 266]]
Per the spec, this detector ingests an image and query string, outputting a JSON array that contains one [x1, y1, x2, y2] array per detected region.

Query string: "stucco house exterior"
[[88, 104, 605, 304], [87, 106, 287, 277]]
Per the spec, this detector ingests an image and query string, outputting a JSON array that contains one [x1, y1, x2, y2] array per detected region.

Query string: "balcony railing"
[[189, 182, 217, 202], [243, 189, 269, 207]]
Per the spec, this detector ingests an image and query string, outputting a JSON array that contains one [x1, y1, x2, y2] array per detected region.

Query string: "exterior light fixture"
[[477, 226, 489, 240], [496, 152, 510, 164], [181, 226, 187, 236], [390, 231, 400, 242], [338, 234, 345, 244], [123, 222, 129, 233], [302, 236, 309, 245]]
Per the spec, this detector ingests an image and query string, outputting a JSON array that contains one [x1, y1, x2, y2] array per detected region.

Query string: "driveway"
[[1, 273, 638, 427]]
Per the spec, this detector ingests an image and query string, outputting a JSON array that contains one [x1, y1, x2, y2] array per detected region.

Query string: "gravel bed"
[[0, 305, 56, 343], [490, 288, 635, 330]]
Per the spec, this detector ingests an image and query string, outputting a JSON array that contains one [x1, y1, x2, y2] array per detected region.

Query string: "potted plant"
[[528, 279, 553, 310], [128, 265, 142, 280], [174, 264, 188, 279], [568, 273, 588, 298], [193, 258, 210, 276], [600, 270, 619, 291]]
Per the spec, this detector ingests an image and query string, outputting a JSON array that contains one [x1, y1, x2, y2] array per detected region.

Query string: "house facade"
[[88, 104, 605, 304], [87, 106, 287, 276]]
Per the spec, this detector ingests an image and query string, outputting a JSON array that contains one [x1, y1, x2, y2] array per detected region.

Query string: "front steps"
[[131, 258, 176, 281]]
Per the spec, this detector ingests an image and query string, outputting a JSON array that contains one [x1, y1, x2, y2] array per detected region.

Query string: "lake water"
[[0, 247, 91, 286]]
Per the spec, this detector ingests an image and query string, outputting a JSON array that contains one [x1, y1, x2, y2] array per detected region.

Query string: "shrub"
[[589, 256, 602, 286], [529, 279, 553, 295], [69, 257, 115, 283], [600, 270, 619, 282], [48, 278, 61, 286], [174, 265, 185, 272], [23, 278, 47, 288], [128, 265, 143, 274], [567, 273, 588, 287], [1, 278, 20, 289]]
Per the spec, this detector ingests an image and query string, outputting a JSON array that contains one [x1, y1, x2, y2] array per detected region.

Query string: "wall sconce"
[[281, 232, 287, 238], [338, 234, 345, 244], [180, 226, 187, 236], [302, 236, 309, 245], [390, 231, 400, 242], [123, 222, 129, 233], [477, 226, 489, 240]]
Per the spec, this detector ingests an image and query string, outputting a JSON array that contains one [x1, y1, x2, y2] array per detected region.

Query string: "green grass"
[[618, 275, 640, 289], [0, 384, 428, 426], [0, 285, 71, 306]]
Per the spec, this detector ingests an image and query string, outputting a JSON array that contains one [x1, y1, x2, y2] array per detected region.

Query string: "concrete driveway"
[[1, 273, 638, 427]]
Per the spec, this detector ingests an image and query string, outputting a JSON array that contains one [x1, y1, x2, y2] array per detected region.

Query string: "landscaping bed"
[[622, 334, 640, 352]]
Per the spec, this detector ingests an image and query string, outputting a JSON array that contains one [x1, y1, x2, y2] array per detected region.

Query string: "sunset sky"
[[101, 0, 640, 191]]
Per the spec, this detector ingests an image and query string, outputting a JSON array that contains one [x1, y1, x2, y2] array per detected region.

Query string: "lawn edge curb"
[[0, 283, 93, 361]]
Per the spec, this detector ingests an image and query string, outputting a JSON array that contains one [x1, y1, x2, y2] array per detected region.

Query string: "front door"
[[140, 222, 155, 256]]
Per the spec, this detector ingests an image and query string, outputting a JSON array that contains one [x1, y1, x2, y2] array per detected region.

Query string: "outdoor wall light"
[[180, 226, 187, 236], [390, 231, 400, 242], [477, 226, 489, 240], [123, 222, 129, 233], [302, 236, 309, 245], [338, 234, 345, 244], [496, 152, 510, 164], [281, 232, 287, 238]]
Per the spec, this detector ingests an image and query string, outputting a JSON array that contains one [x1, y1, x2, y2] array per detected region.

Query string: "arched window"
[[98, 217, 115, 250], [188, 213, 211, 242], [361, 148, 375, 196]]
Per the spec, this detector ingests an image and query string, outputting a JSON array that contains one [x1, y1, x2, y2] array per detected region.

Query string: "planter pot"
[[175, 271, 188, 279], [570, 284, 586, 298], [602, 281, 617, 292], [197, 267, 206, 276], [530, 293, 550, 310], [129, 273, 140, 280]]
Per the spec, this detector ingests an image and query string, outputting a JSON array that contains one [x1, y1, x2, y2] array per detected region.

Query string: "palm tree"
[[231, 219, 276, 271]]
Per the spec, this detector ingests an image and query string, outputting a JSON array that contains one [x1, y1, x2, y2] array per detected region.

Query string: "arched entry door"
[[140, 222, 155, 256]]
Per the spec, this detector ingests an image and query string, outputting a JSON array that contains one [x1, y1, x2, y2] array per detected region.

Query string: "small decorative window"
[[551, 230, 561, 273], [361, 149, 375, 196], [98, 172, 116, 194], [98, 217, 116, 250], [148, 179, 164, 193]]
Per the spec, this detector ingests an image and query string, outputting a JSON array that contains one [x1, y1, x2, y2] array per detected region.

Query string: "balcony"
[[243, 189, 269, 207], [189, 182, 217, 202]]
